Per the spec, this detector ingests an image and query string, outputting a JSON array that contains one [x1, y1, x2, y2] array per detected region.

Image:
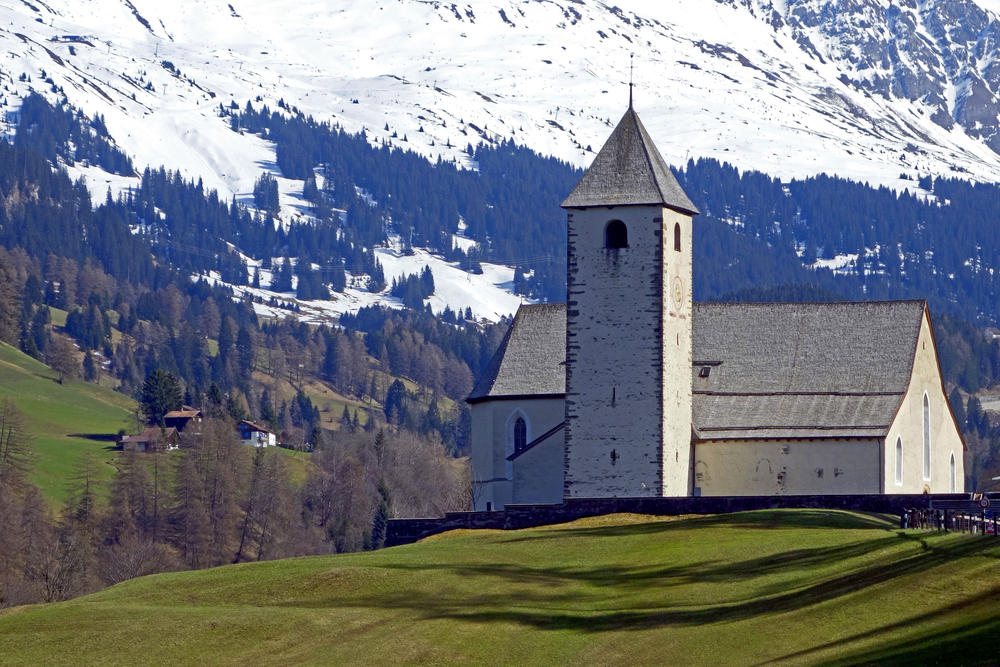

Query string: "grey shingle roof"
[[469, 300, 928, 440], [467, 303, 566, 402], [692, 301, 925, 394], [693, 300, 926, 440], [693, 394, 902, 440], [561, 106, 699, 214]]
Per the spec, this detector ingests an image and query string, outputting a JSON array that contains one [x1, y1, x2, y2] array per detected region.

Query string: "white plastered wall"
[[512, 428, 565, 505], [661, 206, 693, 496], [694, 438, 882, 495], [470, 397, 564, 510], [884, 309, 966, 493]]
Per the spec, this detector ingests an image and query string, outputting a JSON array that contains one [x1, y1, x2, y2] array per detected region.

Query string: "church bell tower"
[[561, 101, 698, 498]]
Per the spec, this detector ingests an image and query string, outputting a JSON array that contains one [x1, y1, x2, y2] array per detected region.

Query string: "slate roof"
[[239, 419, 273, 435], [467, 303, 566, 402], [469, 300, 929, 440], [693, 301, 924, 394], [561, 105, 699, 214], [693, 300, 926, 440], [692, 393, 904, 440], [164, 408, 202, 419]]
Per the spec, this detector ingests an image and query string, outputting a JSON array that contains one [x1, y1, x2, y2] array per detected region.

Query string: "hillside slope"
[[1, 510, 998, 664], [0, 342, 134, 503]]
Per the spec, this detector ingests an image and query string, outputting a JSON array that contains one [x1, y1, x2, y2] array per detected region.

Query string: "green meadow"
[[0, 342, 313, 502], [1, 509, 998, 665], [0, 342, 135, 503]]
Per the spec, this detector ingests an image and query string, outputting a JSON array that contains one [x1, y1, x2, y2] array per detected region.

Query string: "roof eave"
[[467, 392, 567, 405], [561, 199, 700, 216]]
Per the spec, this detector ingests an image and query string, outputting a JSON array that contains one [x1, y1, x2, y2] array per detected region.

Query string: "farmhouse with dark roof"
[[468, 102, 965, 509]]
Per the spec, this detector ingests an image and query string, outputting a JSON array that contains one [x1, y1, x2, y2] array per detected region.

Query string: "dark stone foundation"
[[386, 494, 987, 547]]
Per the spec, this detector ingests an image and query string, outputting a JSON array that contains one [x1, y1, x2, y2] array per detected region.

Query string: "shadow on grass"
[[770, 583, 1000, 665], [828, 616, 1000, 666], [693, 535, 901, 584], [499, 510, 894, 545], [68, 433, 120, 443], [279, 532, 1000, 635], [392, 536, 900, 592]]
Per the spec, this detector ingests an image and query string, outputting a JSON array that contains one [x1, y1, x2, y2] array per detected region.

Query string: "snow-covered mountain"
[[5, 0, 1000, 322], [6, 0, 1000, 201]]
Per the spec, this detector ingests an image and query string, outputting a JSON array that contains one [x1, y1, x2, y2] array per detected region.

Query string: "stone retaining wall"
[[385, 493, 984, 547]]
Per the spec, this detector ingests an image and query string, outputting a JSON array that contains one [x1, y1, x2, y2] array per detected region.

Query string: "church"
[[468, 102, 966, 510]]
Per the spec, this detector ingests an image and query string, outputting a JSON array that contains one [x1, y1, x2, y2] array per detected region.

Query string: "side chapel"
[[468, 102, 965, 510]]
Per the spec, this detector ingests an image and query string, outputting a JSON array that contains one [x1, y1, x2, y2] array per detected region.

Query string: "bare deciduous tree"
[[0, 399, 33, 491], [46, 334, 79, 384]]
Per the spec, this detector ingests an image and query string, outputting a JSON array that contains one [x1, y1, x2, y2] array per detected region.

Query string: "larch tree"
[[0, 399, 33, 492], [170, 451, 211, 569], [234, 447, 293, 563], [195, 419, 248, 565], [46, 335, 79, 384], [0, 255, 19, 345]]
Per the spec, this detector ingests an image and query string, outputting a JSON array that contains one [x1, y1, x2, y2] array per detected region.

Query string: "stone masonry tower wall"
[[561, 105, 697, 499]]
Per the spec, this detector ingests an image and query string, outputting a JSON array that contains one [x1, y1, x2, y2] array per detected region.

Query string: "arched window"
[[674, 222, 682, 252], [922, 393, 931, 480], [895, 437, 903, 486], [950, 452, 956, 493], [504, 410, 529, 479], [514, 417, 527, 453], [605, 220, 628, 249]]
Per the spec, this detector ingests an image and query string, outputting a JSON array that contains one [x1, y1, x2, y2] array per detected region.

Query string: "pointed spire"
[[628, 53, 634, 109], [561, 106, 699, 213]]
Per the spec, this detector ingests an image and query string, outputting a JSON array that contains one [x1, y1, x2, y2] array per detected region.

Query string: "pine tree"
[[140, 369, 183, 426], [237, 326, 255, 377], [949, 387, 966, 427], [273, 258, 294, 293], [384, 380, 406, 423], [252, 172, 279, 214], [82, 351, 97, 383], [369, 480, 391, 550]]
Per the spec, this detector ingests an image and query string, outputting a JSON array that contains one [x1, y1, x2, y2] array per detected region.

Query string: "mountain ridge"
[[5, 0, 1000, 205]]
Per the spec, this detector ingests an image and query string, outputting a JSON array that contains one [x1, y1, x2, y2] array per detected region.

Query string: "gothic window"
[[922, 393, 931, 480], [950, 452, 956, 493], [505, 410, 529, 478], [895, 437, 902, 486], [605, 220, 628, 249], [514, 417, 527, 453], [674, 222, 681, 252]]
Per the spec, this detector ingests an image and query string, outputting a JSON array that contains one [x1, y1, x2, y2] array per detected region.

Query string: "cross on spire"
[[629, 53, 634, 108]]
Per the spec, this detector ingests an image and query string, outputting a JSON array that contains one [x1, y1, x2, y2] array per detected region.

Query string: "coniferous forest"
[[223, 99, 1000, 323], [1, 91, 1000, 607]]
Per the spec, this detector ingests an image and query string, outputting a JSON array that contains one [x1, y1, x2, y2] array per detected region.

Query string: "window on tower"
[[605, 220, 628, 249], [674, 222, 682, 251]]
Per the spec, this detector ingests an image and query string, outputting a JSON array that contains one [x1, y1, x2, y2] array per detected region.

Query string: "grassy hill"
[[0, 342, 135, 504], [1, 510, 998, 665]]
